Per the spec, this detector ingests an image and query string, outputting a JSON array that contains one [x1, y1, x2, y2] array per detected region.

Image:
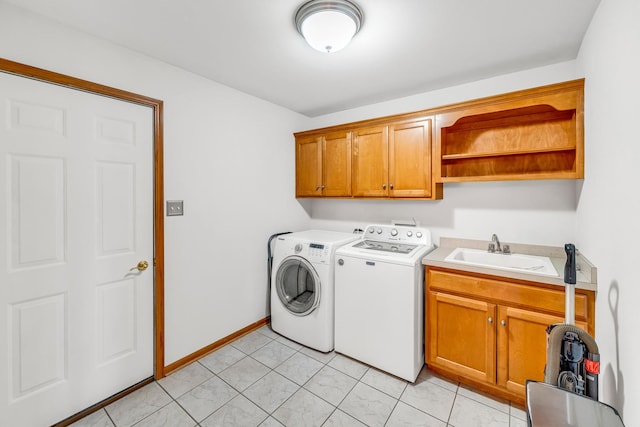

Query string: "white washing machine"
[[334, 224, 435, 382], [270, 230, 358, 352]]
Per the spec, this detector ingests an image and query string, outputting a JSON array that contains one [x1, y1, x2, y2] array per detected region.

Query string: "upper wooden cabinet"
[[296, 135, 322, 197], [435, 79, 584, 182], [352, 125, 389, 197], [350, 120, 435, 198], [297, 117, 441, 200], [389, 120, 434, 198], [295, 130, 352, 197], [294, 79, 584, 199]]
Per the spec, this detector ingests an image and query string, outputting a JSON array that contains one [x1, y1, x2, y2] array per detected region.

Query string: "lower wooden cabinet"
[[428, 292, 496, 384], [425, 267, 594, 404]]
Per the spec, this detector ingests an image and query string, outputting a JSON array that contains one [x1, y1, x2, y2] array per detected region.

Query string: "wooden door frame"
[[0, 58, 167, 379]]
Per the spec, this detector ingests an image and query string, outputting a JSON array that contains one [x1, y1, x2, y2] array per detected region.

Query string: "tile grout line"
[[154, 379, 201, 427], [103, 407, 117, 427], [316, 362, 366, 426], [106, 328, 518, 427], [230, 333, 317, 424], [271, 344, 340, 424], [243, 332, 380, 425], [202, 334, 420, 426], [448, 387, 461, 426], [215, 345, 278, 421]]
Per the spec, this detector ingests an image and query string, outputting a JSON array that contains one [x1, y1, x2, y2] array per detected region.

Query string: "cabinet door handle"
[[382, 183, 387, 189], [501, 320, 506, 326], [488, 317, 493, 324], [315, 185, 322, 190], [390, 183, 394, 189]]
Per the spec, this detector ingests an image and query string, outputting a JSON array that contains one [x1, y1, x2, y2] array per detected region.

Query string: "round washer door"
[[275, 255, 321, 316]]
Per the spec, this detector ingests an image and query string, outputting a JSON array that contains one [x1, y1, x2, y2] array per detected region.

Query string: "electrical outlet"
[[166, 200, 184, 216]]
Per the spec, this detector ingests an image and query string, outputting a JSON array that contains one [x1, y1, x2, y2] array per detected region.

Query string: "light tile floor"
[[70, 326, 528, 427]]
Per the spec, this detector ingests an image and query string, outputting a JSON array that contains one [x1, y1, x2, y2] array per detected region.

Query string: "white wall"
[[307, 63, 582, 248], [575, 0, 640, 423], [0, 2, 312, 365]]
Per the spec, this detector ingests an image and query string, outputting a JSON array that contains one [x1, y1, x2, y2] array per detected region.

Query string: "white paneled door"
[[0, 72, 154, 426]]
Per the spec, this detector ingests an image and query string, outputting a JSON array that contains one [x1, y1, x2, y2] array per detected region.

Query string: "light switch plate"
[[166, 200, 184, 216]]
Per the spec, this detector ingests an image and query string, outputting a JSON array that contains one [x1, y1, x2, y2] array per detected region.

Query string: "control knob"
[[416, 232, 423, 238], [407, 231, 413, 237], [295, 243, 303, 253], [391, 228, 398, 236], [377, 228, 383, 234]]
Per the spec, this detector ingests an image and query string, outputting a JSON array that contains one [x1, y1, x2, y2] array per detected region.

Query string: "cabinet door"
[[389, 119, 432, 198], [295, 136, 322, 197], [496, 306, 588, 397], [352, 126, 389, 197], [322, 131, 352, 197], [427, 292, 496, 384]]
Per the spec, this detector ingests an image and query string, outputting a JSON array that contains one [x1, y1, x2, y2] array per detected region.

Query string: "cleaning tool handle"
[[564, 243, 576, 285]]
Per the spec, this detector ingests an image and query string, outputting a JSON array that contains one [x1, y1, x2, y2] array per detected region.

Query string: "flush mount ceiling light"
[[295, 0, 363, 53]]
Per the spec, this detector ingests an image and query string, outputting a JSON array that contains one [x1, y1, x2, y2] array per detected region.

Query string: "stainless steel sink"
[[444, 247, 559, 277]]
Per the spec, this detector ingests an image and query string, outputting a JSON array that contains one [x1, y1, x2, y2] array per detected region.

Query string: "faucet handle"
[[502, 244, 511, 254], [488, 243, 496, 253]]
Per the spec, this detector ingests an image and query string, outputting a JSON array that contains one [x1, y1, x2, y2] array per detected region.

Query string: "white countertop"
[[422, 237, 597, 291]]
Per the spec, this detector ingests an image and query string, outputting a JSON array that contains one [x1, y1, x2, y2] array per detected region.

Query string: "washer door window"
[[275, 256, 321, 316]]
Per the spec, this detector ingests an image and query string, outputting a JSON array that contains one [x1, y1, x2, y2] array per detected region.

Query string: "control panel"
[[364, 224, 432, 246], [296, 241, 331, 264]]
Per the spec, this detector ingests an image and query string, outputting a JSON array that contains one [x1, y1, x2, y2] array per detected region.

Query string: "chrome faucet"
[[489, 234, 510, 254], [489, 234, 501, 253]]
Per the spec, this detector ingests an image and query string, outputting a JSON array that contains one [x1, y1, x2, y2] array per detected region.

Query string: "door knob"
[[130, 260, 149, 272], [488, 317, 493, 324], [501, 320, 506, 326], [382, 183, 387, 189]]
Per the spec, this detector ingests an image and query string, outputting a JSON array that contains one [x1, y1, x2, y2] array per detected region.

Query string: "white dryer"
[[270, 230, 358, 352]]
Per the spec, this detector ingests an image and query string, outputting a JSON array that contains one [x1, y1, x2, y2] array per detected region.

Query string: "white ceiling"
[[6, 0, 600, 117]]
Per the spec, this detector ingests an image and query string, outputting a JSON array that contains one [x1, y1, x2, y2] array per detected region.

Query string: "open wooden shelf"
[[437, 81, 584, 182], [440, 150, 578, 182], [441, 145, 576, 161]]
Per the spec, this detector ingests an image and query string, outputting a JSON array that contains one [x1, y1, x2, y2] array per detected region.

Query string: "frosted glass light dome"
[[295, 0, 363, 54]]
